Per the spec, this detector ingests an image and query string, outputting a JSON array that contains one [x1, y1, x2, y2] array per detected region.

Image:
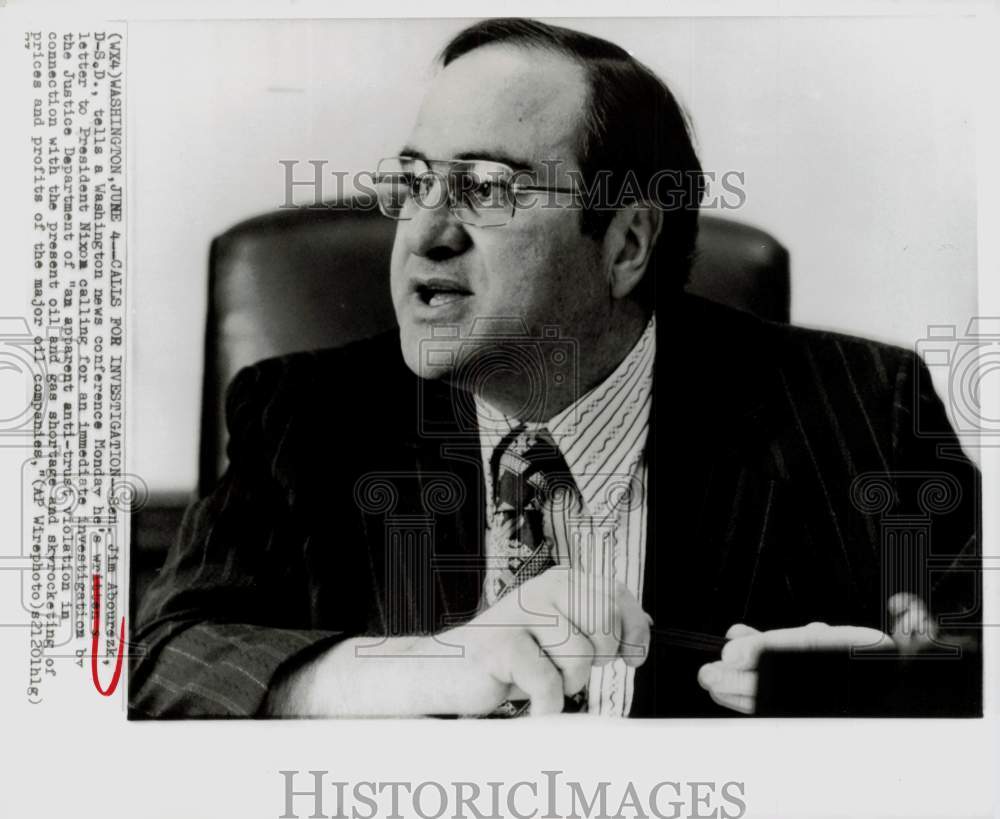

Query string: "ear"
[[606, 205, 663, 300]]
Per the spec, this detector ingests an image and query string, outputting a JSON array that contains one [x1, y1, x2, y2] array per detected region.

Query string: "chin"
[[398, 322, 457, 382]]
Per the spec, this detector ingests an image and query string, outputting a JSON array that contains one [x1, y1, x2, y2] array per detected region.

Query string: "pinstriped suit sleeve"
[[891, 351, 981, 644], [129, 360, 347, 718]]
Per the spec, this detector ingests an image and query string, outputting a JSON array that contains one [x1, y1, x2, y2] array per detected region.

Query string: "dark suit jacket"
[[130, 294, 981, 718]]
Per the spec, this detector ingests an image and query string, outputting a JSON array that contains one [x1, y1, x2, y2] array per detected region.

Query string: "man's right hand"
[[265, 568, 652, 717], [429, 568, 653, 716]]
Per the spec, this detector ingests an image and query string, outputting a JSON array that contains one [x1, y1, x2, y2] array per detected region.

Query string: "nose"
[[400, 177, 472, 261]]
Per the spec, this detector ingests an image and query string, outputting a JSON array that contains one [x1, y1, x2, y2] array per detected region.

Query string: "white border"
[[0, 3, 996, 819]]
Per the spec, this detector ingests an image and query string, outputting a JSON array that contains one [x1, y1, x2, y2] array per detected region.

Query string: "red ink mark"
[[91, 574, 125, 696]]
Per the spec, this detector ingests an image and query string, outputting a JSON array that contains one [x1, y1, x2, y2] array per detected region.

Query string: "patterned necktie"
[[484, 425, 588, 716]]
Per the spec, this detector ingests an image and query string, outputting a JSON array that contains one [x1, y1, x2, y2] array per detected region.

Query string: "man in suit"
[[130, 18, 980, 718]]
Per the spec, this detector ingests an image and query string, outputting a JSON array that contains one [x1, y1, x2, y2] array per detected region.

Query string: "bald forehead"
[[409, 44, 589, 167]]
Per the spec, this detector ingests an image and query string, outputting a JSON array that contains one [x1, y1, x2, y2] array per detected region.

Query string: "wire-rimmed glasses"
[[374, 156, 577, 228]]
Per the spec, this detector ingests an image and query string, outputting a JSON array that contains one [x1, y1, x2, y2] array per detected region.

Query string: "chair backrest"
[[199, 202, 789, 493]]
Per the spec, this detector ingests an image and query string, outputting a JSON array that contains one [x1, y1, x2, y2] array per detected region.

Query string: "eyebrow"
[[398, 146, 536, 174]]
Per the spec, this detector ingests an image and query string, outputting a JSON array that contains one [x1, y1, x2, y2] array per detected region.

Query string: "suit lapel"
[[409, 377, 486, 631], [632, 295, 793, 715]]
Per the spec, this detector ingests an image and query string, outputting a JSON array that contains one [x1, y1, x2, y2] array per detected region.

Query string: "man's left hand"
[[696, 593, 936, 714]]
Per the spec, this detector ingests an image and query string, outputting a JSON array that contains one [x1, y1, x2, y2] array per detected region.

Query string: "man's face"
[[390, 45, 610, 385]]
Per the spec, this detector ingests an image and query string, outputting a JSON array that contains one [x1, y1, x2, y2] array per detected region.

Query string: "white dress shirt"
[[474, 314, 656, 715]]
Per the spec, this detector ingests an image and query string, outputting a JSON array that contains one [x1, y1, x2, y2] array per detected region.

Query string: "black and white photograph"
[[128, 13, 983, 721]]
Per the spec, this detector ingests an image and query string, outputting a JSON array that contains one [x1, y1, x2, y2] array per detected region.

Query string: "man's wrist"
[[262, 634, 457, 717]]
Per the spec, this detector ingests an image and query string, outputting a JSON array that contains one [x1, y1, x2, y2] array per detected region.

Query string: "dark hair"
[[440, 18, 703, 303]]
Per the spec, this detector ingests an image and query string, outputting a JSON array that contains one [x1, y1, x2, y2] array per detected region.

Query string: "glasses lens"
[[450, 161, 514, 227], [375, 157, 426, 220], [375, 158, 515, 226]]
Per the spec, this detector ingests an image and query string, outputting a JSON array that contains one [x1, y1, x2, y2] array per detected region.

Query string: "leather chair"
[[198, 200, 790, 494]]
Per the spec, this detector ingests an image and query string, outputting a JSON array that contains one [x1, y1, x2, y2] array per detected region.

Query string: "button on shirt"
[[474, 315, 656, 716]]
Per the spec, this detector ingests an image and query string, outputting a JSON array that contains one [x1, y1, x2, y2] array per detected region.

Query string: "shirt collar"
[[475, 314, 656, 520]]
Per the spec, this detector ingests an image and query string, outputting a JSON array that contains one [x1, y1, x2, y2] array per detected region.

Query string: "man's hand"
[[267, 568, 651, 717], [429, 568, 652, 716], [696, 593, 936, 715]]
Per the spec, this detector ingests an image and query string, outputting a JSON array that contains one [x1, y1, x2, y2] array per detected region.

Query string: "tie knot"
[[491, 426, 571, 512]]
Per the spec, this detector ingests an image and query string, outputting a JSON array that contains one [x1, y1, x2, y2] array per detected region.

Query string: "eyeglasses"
[[374, 156, 577, 228]]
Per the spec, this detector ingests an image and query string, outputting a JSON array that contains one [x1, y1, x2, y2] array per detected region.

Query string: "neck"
[[468, 303, 649, 423]]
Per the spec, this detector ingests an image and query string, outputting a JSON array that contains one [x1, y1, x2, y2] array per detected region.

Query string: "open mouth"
[[415, 280, 473, 308]]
